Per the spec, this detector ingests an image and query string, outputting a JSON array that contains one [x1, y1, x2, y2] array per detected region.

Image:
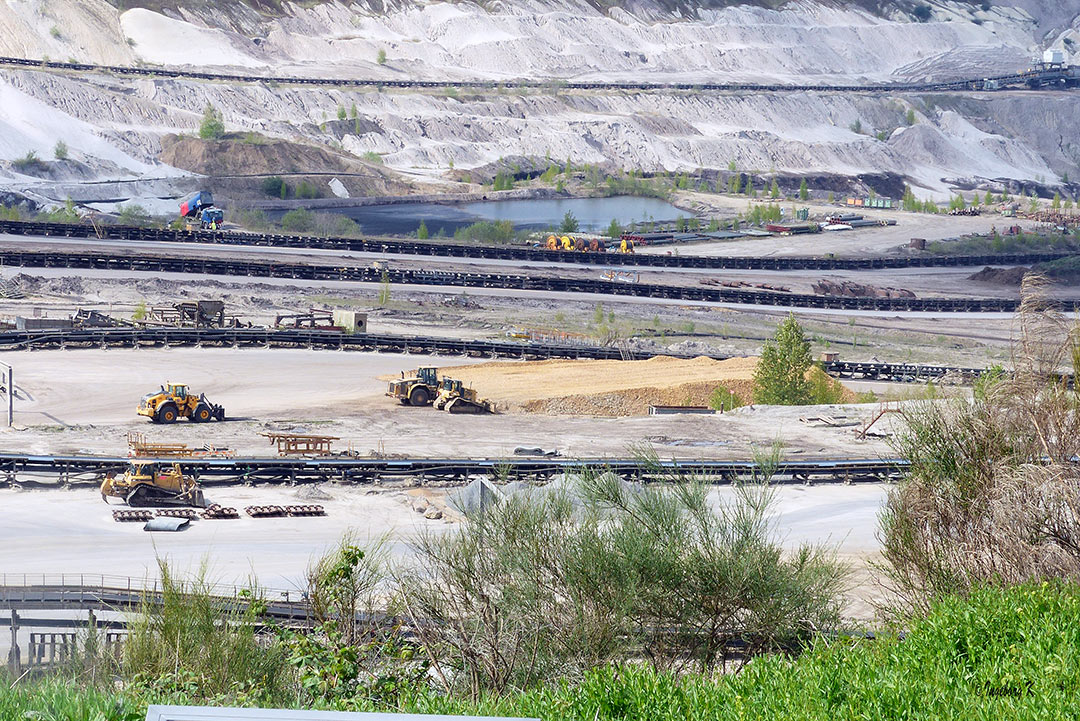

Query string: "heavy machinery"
[[386, 366, 440, 406], [100, 461, 206, 507], [179, 191, 224, 230], [545, 234, 607, 252], [433, 378, 493, 414], [138, 382, 225, 423]]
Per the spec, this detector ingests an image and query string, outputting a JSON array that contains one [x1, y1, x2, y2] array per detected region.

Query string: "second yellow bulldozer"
[[138, 382, 225, 423], [100, 461, 206, 507], [433, 378, 493, 414]]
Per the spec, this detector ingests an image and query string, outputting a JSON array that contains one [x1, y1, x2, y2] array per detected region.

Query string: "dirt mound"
[[438, 356, 851, 417], [812, 279, 916, 299], [161, 134, 363, 176], [968, 265, 1030, 285]]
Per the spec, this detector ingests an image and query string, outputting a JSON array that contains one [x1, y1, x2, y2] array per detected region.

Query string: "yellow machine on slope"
[[138, 382, 225, 423], [433, 378, 493, 414], [100, 461, 206, 507], [386, 366, 440, 406]]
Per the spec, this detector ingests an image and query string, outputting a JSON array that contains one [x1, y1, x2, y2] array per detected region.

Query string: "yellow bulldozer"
[[433, 378, 493, 414], [100, 461, 206, 507], [138, 382, 225, 423], [386, 366, 441, 406]]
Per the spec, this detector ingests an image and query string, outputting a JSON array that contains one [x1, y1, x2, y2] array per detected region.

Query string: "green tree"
[[1052, 192, 1062, 209], [559, 210, 579, 233], [984, 190, 994, 206], [727, 159, 737, 172], [376, 48, 387, 65], [198, 104, 225, 140], [605, 218, 621, 238], [770, 177, 780, 199], [417, 220, 429, 239], [676, 216, 687, 232], [798, 179, 809, 201], [378, 269, 391, 305], [707, 217, 719, 231], [336, 105, 346, 121], [53, 140, 68, 161], [849, 118, 862, 134], [753, 314, 812, 405], [906, 108, 916, 125]]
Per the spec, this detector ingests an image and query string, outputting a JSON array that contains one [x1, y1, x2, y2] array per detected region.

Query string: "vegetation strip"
[[1, 218, 1074, 271]]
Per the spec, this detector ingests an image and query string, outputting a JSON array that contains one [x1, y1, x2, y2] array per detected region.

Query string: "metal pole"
[[6, 364, 11, 427]]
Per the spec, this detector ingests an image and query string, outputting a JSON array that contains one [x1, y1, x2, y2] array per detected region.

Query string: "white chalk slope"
[[0, 0, 1076, 195]]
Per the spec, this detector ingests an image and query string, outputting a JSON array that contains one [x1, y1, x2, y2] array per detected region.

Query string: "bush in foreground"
[[5, 583, 1079, 719]]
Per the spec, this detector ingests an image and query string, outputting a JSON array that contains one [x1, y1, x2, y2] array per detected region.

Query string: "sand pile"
[[437, 356, 851, 417]]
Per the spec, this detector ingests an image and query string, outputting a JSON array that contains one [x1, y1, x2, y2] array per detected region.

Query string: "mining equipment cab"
[[433, 377, 493, 414], [386, 366, 440, 406], [179, 191, 224, 230], [138, 382, 225, 423], [100, 461, 206, 507]]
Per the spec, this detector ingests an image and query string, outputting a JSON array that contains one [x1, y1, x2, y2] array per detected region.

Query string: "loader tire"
[[193, 404, 212, 423], [408, 386, 430, 406], [157, 403, 178, 424]]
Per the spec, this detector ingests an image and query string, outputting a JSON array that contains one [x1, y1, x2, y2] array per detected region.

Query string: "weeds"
[[881, 275, 1080, 615], [122, 560, 291, 702]]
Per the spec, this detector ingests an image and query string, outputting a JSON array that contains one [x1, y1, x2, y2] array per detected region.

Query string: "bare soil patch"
[[438, 356, 852, 416]]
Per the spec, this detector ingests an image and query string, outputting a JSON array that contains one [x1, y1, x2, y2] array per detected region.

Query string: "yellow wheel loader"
[[100, 461, 206, 507], [386, 366, 440, 406], [138, 382, 225, 423]]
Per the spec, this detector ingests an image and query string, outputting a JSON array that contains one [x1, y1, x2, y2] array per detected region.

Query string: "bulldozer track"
[[0, 452, 904, 487], [0, 218, 1072, 272], [1, 55, 1076, 92], [0, 327, 1000, 384], [0, 247, 1028, 312]]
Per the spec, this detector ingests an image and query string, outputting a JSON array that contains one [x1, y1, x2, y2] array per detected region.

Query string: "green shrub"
[[453, 220, 514, 244], [53, 140, 68, 160], [281, 208, 315, 232], [261, 176, 287, 198], [117, 204, 151, 227], [198, 104, 225, 140], [12, 149, 44, 171]]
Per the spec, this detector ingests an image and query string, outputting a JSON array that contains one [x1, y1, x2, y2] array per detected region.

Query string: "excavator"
[[432, 377, 493, 414], [138, 382, 225, 423], [100, 461, 206, 507]]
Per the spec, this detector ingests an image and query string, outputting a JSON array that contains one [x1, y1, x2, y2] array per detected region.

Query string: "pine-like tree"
[[752, 314, 812, 405]]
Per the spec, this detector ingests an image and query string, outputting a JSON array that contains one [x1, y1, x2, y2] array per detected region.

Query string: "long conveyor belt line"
[[0, 218, 1073, 271], [0, 327, 993, 384], [0, 453, 905, 487], [0, 54, 1075, 93], [0, 248, 1029, 312]]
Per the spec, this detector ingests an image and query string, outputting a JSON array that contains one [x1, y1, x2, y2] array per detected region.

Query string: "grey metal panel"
[[143, 517, 190, 532], [145, 707, 537, 721]]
